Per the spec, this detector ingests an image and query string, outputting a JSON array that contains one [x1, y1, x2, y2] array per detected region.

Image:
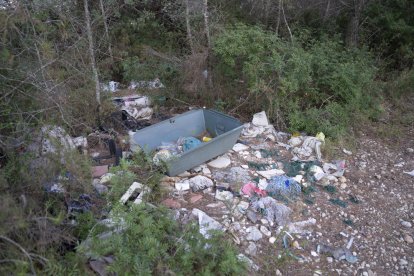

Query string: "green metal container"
[[131, 109, 243, 176]]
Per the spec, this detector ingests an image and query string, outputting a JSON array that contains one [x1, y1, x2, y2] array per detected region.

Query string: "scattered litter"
[[329, 198, 348, 208], [251, 197, 292, 226], [348, 194, 361, 204], [241, 183, 267, 197], [248, 161, 272, 171], [68, 194, 92, 214], [318, 244, 358, 263], [259, 148, 279, 158], [343, 219, 354, 227], [324, 185, 337, 194], [113, 95, 153, 120], [192, 208, 224, 238], [181, 137, 202, 152], [403, 170, 414, 177], [266, 175, 301, 200], [241, 111, 277, 138], [291, 134, 324, 161]]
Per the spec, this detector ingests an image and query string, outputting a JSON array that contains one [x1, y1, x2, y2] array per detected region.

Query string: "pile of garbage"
[[153, 134, 213, 165]]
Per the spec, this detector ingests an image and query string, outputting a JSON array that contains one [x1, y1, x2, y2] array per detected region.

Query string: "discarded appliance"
[[130, 109, 243, 176]]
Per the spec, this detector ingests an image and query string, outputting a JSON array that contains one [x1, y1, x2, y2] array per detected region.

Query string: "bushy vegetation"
[[80, 204, 246, 275], [213, 24, 379, 137]]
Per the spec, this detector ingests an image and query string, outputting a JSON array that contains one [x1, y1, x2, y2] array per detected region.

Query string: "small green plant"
[[80, 204, 247, 275]]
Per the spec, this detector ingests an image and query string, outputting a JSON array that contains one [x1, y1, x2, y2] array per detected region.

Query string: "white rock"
[[252, 111, 269, 126], [260, 225, 271, 237], [208, 156, 231, 169], [192, 208, 223, 238], [189, 175, 214, 191], [233, 143, 249, 152], [257, 169, 285, 179], [399, 259, 408, 266], [175, 180, 190, 191], [202, 167, 211, 175], [246, 226, 263, 241], [401, 221, 412, 228], [311, 251, 318, 257], [343, 148, 352, 155], [241, 165, 249, 169], [245, 242, 257, 256], [254, 151, 262, 158], [327, 257, 333, 263], [100, 173, 115, 184], [215, 190, 234, 201], [269, 237, 276, 244]]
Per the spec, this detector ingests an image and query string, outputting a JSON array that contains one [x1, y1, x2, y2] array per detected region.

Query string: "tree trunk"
[[99, 0, 114, 64], [84, 0, 101, 123], [184, 0, 194, 54], [276, 0, 282, 35], [203, 0, 212, 88], [203, 0, 211, 51], [346, 0, 365, 48]]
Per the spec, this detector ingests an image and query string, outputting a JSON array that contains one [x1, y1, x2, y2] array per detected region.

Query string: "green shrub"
[[213, 24, 378, 138], [81, 204, 247, 275]]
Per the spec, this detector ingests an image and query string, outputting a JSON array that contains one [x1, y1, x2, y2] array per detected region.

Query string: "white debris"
[[288, 137, 303, 147], [252, 111, 269, 126], [292, 136, 323, 161], [246, 226, 263, 241], [189, 175, 214, 191], [128, 78, 165, 90], [175, 180, 190, 191], [192, 208, 223, 238], [403, 170, 414, 177], [278, 218, 317, 235], [101, 81, 120, 92], [207, 156, 231, 169], [258, 178, 268, 190], [257, 169, 285, 179], [232, 143, 249, 152], [119, 182, 150, 205], [40, 125, 76, 155], [215, 190, 234, 201], [100, 173, 115, 184], [343, 148, 352, 155]]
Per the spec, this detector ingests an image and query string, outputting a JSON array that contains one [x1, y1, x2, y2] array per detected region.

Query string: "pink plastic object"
[[241, 182, 267, 197]]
